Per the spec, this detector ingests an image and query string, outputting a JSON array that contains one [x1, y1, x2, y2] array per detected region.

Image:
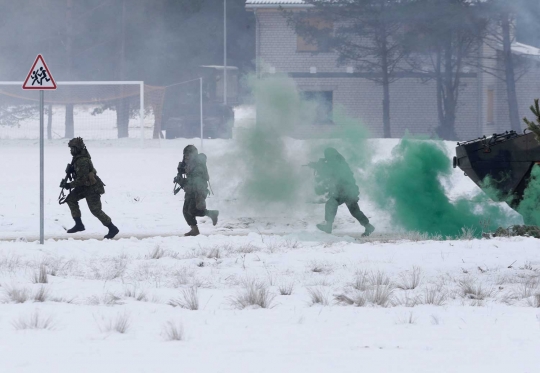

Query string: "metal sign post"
[[22, 54, 57, 244], [200, 77, 204, 151], [39, 91, 44, 244]]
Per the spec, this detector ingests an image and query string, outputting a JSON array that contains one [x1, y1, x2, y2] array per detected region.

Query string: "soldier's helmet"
[[324, 147, 339, 159], [68, 137, 86, 150], [324, 147, 346, 163], [183, 144, 198, 156]]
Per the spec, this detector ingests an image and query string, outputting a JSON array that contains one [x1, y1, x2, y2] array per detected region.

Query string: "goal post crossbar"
[[0, 81, 145, 143]]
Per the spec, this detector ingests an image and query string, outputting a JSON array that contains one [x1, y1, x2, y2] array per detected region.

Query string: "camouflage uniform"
[[61, 137, 118, 239], [312, 147, 374, 236], [65, 148, 111, 225], [176, 145, 218, 236]]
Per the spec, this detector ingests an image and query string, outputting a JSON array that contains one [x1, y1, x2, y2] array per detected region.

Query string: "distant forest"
[[0, 0, 255, 85], [0, 0, 538, 87]]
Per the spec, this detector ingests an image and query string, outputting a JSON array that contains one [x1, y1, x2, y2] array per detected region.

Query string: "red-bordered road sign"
[[22, 54, 57, 90]]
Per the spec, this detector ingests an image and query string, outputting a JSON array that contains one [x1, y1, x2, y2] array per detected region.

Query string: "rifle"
[[173, 175, 186, 195], [302, 158, 326, 172], [58, 163, 74, 204]]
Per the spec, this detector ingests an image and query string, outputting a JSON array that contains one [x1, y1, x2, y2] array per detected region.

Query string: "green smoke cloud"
[[369, 137, 519, 237], [233, 73, 519, 236], [235, 75, 317, 207], [517, 165, 540, 225]]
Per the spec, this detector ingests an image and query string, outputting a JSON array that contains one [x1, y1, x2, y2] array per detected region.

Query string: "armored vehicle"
[[454, 130, 540, 211]]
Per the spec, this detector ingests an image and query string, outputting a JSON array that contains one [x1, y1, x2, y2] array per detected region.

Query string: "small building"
[[246, 0, 540, 140]]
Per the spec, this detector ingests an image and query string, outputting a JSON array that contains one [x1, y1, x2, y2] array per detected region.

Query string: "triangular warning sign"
[[22, 54, 57, 90]]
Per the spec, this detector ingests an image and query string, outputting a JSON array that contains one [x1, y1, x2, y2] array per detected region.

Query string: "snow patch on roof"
[[511, 42, 540, 59], [246, 0, 310, 7], [246, 0, 306, 3]]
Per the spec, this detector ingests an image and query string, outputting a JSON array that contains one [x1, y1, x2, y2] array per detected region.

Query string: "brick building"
[[246, 0, 540, 140]]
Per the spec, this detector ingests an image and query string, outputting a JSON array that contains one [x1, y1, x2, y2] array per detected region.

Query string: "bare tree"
[[286, 0, 410, 138], [475, 0, 533, 132], [405, 0, 488, 140]]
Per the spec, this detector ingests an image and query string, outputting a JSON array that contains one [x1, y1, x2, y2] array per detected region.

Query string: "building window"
[[301, 91, 334, 124], [487, 89, 494, 125], [296, 18, 333, 53]]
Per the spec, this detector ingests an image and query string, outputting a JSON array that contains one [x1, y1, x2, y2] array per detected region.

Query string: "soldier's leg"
[[195, 192, 218, 226], [65, 190, 84, 219], [183, 197, 198, 226], [65, 190, 86, 233], [325, 197, 340, 224], [85, 192, 111, 226], [317, 198, 339, 233], [86, 191, 119, 239], [346, 200, 375, 236], [345, 201, 369, 226]]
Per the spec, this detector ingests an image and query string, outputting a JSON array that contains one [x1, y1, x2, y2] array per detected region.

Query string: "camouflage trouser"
[[66, 187, 111, 226], [183, 192, 207, 226], [325, 197, 369, 227]]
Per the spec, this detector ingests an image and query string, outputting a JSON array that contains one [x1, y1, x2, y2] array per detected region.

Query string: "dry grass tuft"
[[98, 312, 131, 334], [527, 293, 540, 308], [278, 281, 294, 296], [169, 287, 199, 310], [162, 320, 185, 341], [458, 278, 493, 300], [33, 286, 50, 303], [352, 270, 370, 291], [306, 287, 330, 306], [423, 285, 448, 306], [12, 311, 55, 330], [230, 280, 276, 309], [3, 285, 30, 304], [124, 286, 148, 302], [396, 266, 422, 290], [147, 245, 165, 259], [395, 311, 417, 325], [365, 285, 394, 307], [32, 264, 48, 284], [392, 292, 422, 307]]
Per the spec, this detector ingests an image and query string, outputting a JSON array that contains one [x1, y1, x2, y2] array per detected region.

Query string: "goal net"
[[0, 82, 166, 140]]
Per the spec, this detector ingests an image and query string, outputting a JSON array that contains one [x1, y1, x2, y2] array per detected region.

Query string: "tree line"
[[287, 0, 540, 140]]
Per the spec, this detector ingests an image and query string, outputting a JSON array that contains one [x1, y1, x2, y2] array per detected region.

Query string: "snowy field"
[[0, 137, 539, 372]]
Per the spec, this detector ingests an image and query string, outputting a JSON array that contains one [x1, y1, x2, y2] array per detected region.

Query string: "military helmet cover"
[[68, 137, 86, 150], [183, 144, 198, 156]]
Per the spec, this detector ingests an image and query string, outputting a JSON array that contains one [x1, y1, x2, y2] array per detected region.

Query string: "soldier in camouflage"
[[308, 147, 375, 236], [60, 137, 119, 239], [174, 145, 219, 236]]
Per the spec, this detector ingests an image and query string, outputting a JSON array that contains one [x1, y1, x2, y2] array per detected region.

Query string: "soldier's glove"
[[60, 179, 66, 188], [62, 182, 72, 189], [173, 176, 180, 184]]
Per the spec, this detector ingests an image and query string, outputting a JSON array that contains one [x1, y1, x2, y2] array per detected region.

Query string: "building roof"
[[511, 42, 540, 60], [246, 0, 312, 8]]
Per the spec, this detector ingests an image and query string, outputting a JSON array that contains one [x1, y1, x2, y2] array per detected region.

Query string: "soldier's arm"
[[70, 158, 91, 188], [177, 161, 186, 176]]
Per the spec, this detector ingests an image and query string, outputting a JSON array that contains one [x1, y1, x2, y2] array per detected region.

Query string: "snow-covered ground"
[[0, 137, 539, 372]]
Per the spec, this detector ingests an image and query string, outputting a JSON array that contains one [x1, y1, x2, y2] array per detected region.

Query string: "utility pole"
[[117, 0, 129, 138], [224, 0, 227, 105], [65, 0, 74, 138]]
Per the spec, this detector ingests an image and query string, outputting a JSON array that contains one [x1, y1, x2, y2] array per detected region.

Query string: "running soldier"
[[59, 137, 119, 239], [307, 147, 375, 236], [174, 145, 219, 236]]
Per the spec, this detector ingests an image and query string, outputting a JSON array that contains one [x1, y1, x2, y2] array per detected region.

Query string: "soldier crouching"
[[60, 137, 119, 239], [174, 145, 219, 236]]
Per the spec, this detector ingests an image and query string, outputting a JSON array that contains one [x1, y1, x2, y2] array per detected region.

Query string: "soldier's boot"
[[67, 217, 85, 234], [362, 223, 375, 237], [316, 221, 333, 234], [104, 222, 119, 239], [184, 225, 200, 237], [206, 210, 219, 226]]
